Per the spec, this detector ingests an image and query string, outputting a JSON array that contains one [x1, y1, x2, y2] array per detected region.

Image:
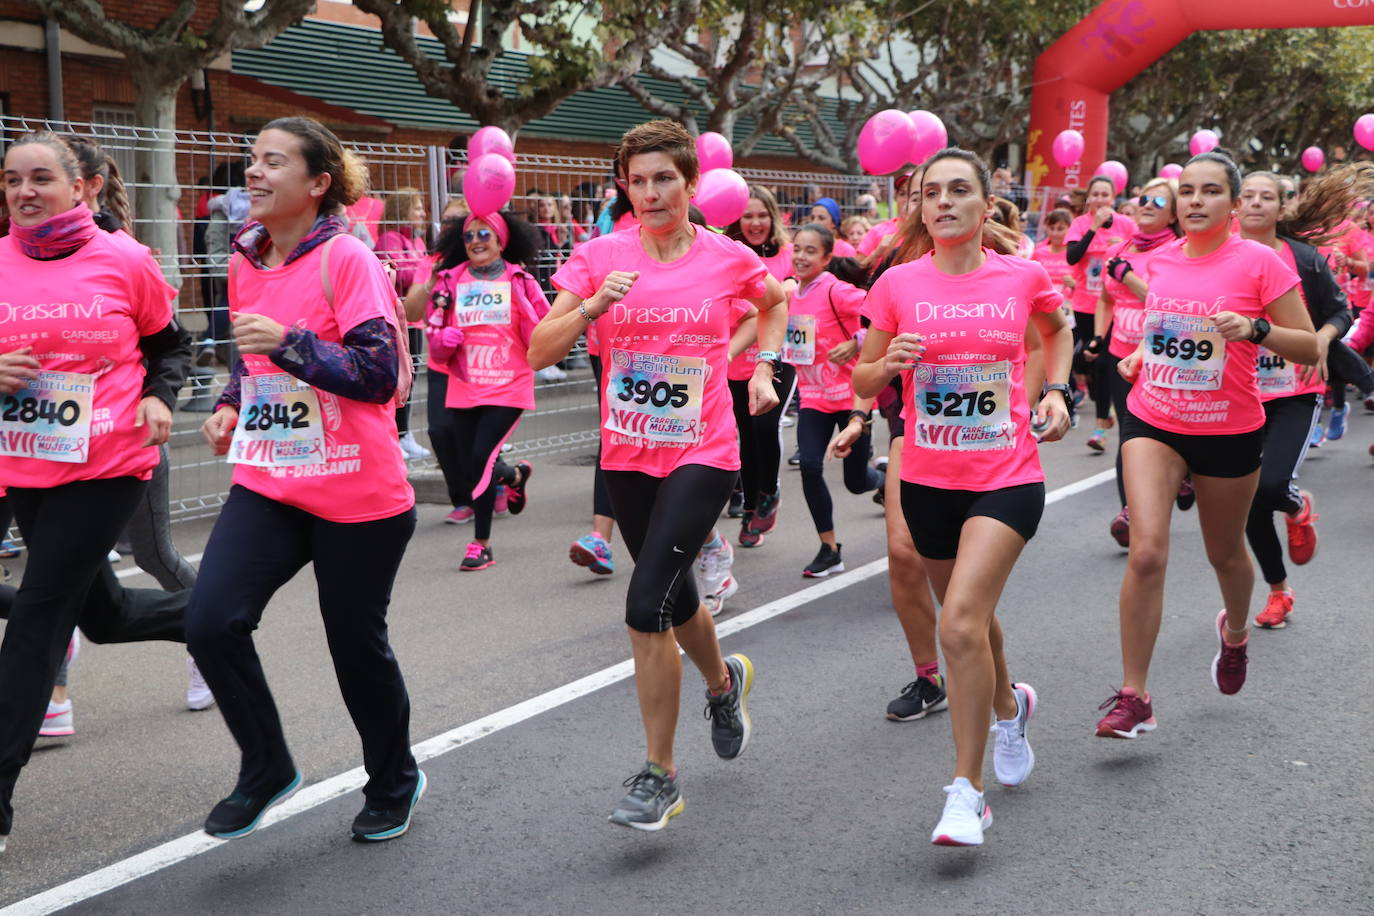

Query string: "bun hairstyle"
[[615, 119, 698, 187], [1185, 148, 1242, 198], [63, 134, 131, 232], [261, 116, 369, 213]]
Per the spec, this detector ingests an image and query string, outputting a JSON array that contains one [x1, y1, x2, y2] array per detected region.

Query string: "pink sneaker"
[[460, 542, 494, 571], [1095, 687, 1156, 738], [1212, 610, 1249, 695], [493, 485, 510, 518], [445, 506, 474, 525]]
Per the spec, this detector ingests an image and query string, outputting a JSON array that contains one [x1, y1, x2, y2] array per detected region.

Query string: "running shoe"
[[1255, 589, 1294, 629], [788, 449, 801, 466], [1309, 422, 1326, 448], [1212, 610, 1249, 695], [204, 769, 303, 839], [780, 413, 795, 428], [1327, 405, 1348, 441], [460, 542, 494, 571], [535, 365, 567, 383], [1095, 687, 1156, 738], [1285, 490, 1318, 565], [1176, 475, 1195, 511], [444, 506, 474, 525], [1365, 391, 1374, 412], [726, 489, 744, 518], [0, 540, 20, 559], [991, 683, 1036, 787], [704, 653, 753, 759], [886, 675, 947, 721], [1087, 428, 1107, 452], [702, 574, 738, 618], [504, 461, 533, 515], [107, 549, 121, 563], [750, 490, 780, 535], [931, 778, 991, 847], [67, 631, 79, 664], [39, 700, 73, 738], [1109, 506, 1131, 548], [492, 485, 509, 518], [186, 656, 215, 711], [352, 770, 427, 842], [398, 432, 431, 459], [694, 535, 735, 600], [738, 513, 763, 549], [802, 542, 844, 578], [569, 532, 614, 574], [1071, 388, 1085, 410], [608, 763, 683, 831]]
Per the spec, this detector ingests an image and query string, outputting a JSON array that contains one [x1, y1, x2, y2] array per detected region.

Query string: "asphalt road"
[[1, 410, 1371, 914]]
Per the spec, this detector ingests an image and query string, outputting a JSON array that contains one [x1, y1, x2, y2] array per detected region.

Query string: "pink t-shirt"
[[1032, 241, 1073, 296], [864, 250, 1062, 491], [0, 230, 174, 488], [1066, 213, 1136, 313], [552, 225, 767, 477], [832, 238, 859, 258], [1103, 238, 1173, 360], [858, 218, 899, 256], [228, 234, 414, 522], [430, 263, 546, 410], [787, 272, 865, 412], [1128, 233, 1299, 436], [1341, 226, 1372, 312], [1258, 242, 1323, 402], [728, 243, 792, 381]]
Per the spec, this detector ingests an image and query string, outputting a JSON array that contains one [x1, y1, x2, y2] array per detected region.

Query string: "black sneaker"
[[608, 763, 684, 831], [788, 449, 801, 467], [505, 461, 533, 515], [704, 653, 754, 759], [726, 488, 744, 518], [886, 676, 948, 721], [803, 542, 844, 578], [1176, 475, 1195, 511], [204, 769, 303, 839], [352, 770, 427, 842]]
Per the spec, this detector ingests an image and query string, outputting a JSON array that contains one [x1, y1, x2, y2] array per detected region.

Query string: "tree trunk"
[[131, 67, 184, 292]]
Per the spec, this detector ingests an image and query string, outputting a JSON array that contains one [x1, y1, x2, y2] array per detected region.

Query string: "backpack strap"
[[827, 285, 853, 339]]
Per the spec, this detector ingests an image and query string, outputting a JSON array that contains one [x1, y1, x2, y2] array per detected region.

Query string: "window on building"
[[90, 105, 138, 185]]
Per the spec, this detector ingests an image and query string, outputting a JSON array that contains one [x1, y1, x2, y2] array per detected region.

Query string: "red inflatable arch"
[[1026, 0, 1374, 191]]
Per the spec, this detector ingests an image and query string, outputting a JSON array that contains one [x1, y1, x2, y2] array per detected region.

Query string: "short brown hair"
[[615, 120, 698, 186]]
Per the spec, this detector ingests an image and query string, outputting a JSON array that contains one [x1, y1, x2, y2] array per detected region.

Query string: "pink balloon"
[[469, 126, 515, 164], [1301, 146, 1325, 173], [696, 132, 733, 173], [908, 110, 948, 165], [857, 110, 917, 175], [1354, 113, 1374, 152], [1095, 160, 1129, 195], [692, 168, 749, 226], [1051, 129, 1085, 168], [1189, 129, 1219, 157], [463, 153, 515, 217], [1158, 163, 1183, 179]]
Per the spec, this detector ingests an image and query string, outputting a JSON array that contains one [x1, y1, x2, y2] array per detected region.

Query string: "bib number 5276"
[[923, 390, 998, 418]]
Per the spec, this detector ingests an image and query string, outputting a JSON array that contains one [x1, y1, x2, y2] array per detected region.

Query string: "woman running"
[[788, 224, 881, 578], [1238, 166, 1373, 628], [1066, 175, 1137, 453], [189, 116, 424, 843], [376, 186, 432, 460], [425, 209, 544, 571], [723, 185, 797, 547], [530, 119, 785, 831], [854, 147, 1074, 847], [0, 131, 191, 852], [1097, 151, 1319, 740]]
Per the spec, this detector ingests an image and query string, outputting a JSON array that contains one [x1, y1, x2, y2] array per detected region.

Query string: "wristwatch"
[[1043, 382, 1073, 406], [1249, 317, 1272, 343]]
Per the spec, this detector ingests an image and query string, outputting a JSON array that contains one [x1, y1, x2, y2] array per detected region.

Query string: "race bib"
[[0, 370, 94, 463], [1141, 312, 1226, 391], [1086, 256, 1104, 293], [912, 360, 1015, 451], [229, 372, 326, 467], [452, 281, 512, 327], [605, 348, 704, 444], [783, 314, 816, 366], [1256, 348, 1298, 396], [1112, 306, 1147, 349]]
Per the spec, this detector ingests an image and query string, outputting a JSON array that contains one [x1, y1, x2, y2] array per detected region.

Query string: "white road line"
[[3, 469, 1114, 915]]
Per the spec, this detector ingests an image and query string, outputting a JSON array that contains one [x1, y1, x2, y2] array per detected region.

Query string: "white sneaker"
[[780, 413, 795, 428], [702, 574, 739, 617], [694, 534, 735, 599], [398, 433, 431, 459], [39, 700, 74, 738], [931, 777, 991, 846], [107, 549, 121, 562], [536, 365, 567, 382], [186, 656, 215, 711], [991, 682, 1036, 787]]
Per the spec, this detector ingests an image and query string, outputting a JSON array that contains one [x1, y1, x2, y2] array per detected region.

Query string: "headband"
[[464, 211, 509, 250]]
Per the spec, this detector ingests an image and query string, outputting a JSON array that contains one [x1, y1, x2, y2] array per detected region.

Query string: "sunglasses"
[[463, 228, 494, 243], [1137, 195, 1169, 209]]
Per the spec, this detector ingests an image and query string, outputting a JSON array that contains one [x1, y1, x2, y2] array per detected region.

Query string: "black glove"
[[1106, 256, 1134, 283]]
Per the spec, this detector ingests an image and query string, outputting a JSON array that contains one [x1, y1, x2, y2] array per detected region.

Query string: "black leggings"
[[395, 327, 425, 435], [425, 368, 465, 509], [728, 363, 797, 512], [451, 404, 523, 540], [1245, 394, 1322, 586], [604, 465, 736, 633], [185, 486, 419, 808], [797, 407, 881, 534], [1074, 312, 1112, 422], [1106, 355, 1132, 507], [0, 478, 187, 836], [590, 355, 613, 520]]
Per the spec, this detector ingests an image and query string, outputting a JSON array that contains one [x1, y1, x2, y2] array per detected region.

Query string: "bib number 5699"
[[1150, 334, 1213, 361], [617, 377, 690, 408]]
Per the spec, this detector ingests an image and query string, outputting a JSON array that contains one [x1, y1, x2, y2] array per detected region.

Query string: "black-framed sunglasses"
[[463, 228, 494, 243], [1137, 194, 1169, 209]]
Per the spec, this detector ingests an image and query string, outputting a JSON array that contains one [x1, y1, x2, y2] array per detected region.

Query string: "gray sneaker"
[[608, 763, 684, 831], [704, 653, 754, 759], [886, 675, 948, 722]]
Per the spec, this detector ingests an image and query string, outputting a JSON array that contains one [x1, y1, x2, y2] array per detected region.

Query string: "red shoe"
[[1255, 589, 1294, 629], [1095, 687, 1156, 738], [1284, 490, 1318, 565], [1109, 506, 1130, 548], [1211, 610, 1248, 695]]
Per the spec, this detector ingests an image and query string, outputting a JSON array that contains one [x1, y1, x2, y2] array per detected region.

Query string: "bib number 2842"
[[229, 372, 325, 467]]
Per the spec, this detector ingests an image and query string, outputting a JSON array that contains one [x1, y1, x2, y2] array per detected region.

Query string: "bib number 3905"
[[605, 348, 705, 444], [913, 361, 1014, 451], [229, 372, 325, 467], [0, 370, 94, 463]]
